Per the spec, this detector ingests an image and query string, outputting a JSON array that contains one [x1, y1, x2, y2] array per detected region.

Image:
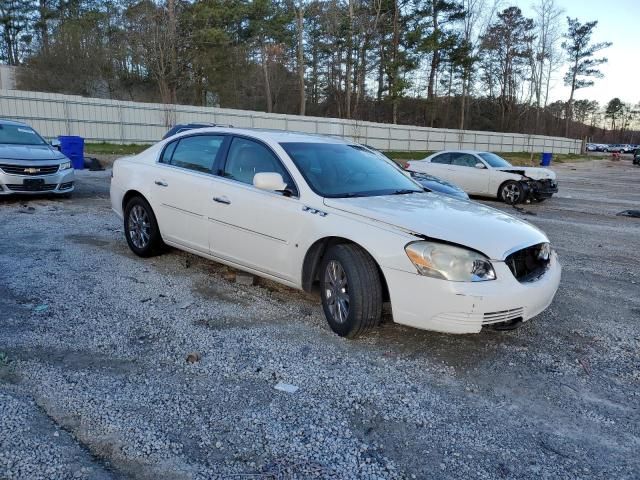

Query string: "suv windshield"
[[0, 124, 47, 146], [281, 142, 422, 198], [478, 152, 512, 168]]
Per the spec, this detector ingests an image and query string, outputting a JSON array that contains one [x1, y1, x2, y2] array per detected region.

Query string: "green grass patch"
[[84, 142, 150, 155]]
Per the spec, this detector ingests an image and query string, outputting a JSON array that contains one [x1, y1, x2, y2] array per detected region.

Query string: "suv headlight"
[[405, 241, 496, 282], [59, 161, 71, 171]]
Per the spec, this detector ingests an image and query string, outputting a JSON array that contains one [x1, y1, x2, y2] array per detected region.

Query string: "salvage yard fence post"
[[0, 88, 582, 154]]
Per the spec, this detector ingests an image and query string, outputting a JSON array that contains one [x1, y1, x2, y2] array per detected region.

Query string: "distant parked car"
[[604, 144, 632, 153], [0, 119, 74, 196], [406, 150, 558, 204], [586, 143, 597, 152], [163, 123, 228, 139], [633, 150, 640, 166], [357, 144, 469, 200]]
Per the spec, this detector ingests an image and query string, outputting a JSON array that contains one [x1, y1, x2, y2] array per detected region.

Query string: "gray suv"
[[0, 119, 75, 196]]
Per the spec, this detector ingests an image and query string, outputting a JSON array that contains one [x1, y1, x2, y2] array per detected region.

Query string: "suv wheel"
[[319, 244, 383, 338], [124, 196, 164, 257]]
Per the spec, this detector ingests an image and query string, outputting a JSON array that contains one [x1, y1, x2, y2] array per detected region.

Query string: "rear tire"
[[499, 181, 525, 205], [319, 244, 383, 338], [124, 196, 164, 257]]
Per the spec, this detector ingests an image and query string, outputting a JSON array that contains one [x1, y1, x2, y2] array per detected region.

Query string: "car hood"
[[0, 144, 66, 161], [323, 192, 548, 260], [496, 166, 556, 180]]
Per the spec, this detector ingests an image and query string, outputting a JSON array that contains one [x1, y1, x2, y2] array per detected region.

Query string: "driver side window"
[[451, 153, 480, 168], [223, 137, 297, 195]]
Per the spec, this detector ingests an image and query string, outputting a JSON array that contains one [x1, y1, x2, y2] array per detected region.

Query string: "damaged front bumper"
[[522, 179, 558, 200]]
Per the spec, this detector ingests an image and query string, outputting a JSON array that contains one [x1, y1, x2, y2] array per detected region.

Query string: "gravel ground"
[[1, 160, 639, 479]]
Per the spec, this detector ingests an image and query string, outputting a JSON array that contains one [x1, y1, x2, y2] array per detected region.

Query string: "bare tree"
[[295, 2, 305, 115], [532, 0, 563, 133], [562, 18, 611, 137]]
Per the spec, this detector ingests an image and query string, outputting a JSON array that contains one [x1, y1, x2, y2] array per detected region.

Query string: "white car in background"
[[406, 150, 558, 204], [110, 128, 561, 337]]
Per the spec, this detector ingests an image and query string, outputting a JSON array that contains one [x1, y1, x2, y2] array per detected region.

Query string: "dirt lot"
[[1, 159, 639, 479]]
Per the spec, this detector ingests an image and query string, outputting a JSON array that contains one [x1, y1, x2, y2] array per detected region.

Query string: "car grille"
[[482, 307, 524, 325], [0, 164, 59, 175], [5, 184, 57, 192], [505, 243, 551, 282]]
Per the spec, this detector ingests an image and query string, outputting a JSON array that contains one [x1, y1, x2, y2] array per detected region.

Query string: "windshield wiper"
[[338, 192, 369, 198], [390, 189, 420, 195]]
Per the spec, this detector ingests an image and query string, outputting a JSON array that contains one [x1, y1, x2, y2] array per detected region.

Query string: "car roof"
[[0, 118, 29, 127], [431, 150, 486, 155], [175, 127, 350, 144]]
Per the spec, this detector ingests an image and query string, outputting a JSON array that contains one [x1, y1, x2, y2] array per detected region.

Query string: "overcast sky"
[[512, 0, 639, 107]]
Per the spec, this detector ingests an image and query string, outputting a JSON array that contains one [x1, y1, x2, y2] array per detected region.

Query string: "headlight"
[[59, 161, 71, 170], [405, 241, 496, 282]]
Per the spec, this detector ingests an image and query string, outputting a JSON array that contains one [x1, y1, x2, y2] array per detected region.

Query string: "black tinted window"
[[224, 137, 296, 193], [165, 135, 224, 173], [431, 153, 451, 164]]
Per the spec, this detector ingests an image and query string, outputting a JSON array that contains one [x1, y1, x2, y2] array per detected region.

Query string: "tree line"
[[1, 0, 630, 140]]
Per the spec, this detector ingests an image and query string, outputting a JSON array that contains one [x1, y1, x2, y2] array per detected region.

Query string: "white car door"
[[206, 136, 305, 282], [448, 153, 491, 195], [151, 134, 226, 253]]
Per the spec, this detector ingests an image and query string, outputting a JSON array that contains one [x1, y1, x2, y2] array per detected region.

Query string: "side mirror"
[[51, 139, 61, 151], [253, 172, 287, 192], [474, 162, 486, 169]]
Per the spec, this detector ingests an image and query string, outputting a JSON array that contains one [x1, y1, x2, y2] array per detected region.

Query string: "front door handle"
[[213, 196, 231, 205], [154, 180, 168, 187]]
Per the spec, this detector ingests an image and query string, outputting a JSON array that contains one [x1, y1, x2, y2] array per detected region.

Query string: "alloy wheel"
[[502, 183, 521, 203], [128, 205, 151, 249], [324, 260, 350, 324]]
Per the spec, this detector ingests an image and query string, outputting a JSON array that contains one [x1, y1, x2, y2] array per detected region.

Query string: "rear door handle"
[[213, 196, 231, 205], [154, 180, 168, 187]]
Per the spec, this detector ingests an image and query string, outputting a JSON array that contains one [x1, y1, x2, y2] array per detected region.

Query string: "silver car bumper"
[[0, 168, 75, 195]]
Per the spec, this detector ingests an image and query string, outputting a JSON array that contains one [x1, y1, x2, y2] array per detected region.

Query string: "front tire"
[[499, 181, 525, 205], [319, 244, 383, 338], [124, 196, 164, 257]]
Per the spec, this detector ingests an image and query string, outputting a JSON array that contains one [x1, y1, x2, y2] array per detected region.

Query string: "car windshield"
[[0, 124, 47, 146], [478, 152, 512, 168], [281, 142, 423, 198]]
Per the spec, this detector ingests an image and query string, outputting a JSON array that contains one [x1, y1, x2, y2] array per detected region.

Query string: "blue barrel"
[[58, 136, 85, 169], [540, 152, 552, 166]]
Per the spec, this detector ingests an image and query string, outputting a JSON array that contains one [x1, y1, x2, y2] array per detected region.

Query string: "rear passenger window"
[[431, 153, 451, 164], [160, 140, 178, 164], [161, 135, 224, 173]]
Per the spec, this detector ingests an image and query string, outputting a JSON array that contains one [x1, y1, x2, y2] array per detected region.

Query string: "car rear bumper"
[[383, 253, 561, 334], [0, 168, 75, 195]]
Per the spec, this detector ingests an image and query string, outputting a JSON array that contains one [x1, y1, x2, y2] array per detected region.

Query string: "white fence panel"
[[0, 89, 582, 154]]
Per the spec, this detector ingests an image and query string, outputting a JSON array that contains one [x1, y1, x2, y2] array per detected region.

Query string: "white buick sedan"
[[110, 128, 561, 337], [406, 151, 558, 204]]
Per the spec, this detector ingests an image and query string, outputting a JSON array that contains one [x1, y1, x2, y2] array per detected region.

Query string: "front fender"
[[294, 207, 420, 288]]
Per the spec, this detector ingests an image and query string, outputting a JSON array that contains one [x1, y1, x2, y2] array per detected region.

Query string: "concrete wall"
[[0, 89, 582, 154]]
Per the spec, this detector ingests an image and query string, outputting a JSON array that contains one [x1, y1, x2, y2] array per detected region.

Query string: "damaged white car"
[[406, 150, 558, 204], [110, 129, 561, 337]]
